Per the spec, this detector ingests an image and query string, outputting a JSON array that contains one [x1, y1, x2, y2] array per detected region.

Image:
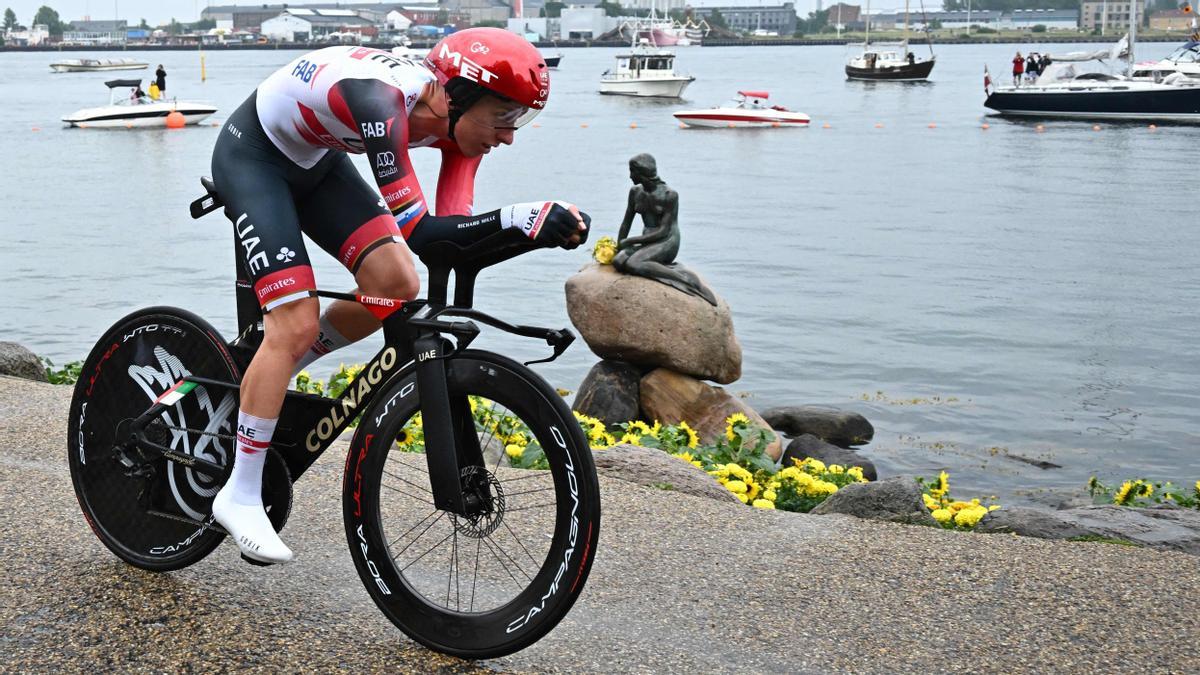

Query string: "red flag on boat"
[[984, 66, 992, 96]]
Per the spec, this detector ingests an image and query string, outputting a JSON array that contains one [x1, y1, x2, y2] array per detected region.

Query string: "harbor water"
[[1, 43, 1198, 505]]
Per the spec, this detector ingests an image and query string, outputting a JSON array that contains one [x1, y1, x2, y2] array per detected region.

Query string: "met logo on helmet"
[[438, 43, 498, 84]]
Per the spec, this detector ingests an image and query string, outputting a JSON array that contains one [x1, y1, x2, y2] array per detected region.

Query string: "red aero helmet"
[[425, 28, 549, 127]]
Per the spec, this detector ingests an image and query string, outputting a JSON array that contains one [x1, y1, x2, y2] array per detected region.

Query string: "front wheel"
[[344, 350, 601, 659]]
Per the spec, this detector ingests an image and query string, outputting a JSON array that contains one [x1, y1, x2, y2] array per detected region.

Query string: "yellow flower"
[[1138, 482, 1154, 498], [649, 420, 662, 438], [679, 421, 699, 449], [763, 488, 777, 502], [988, 504, 1001, 512], [931, 508, 952, 524], [953, 505, 989, 528], [619, 433, 642, 446], [593, 236, 618, 264], [395, 428, 413, 446], [590, 432, 616, 450], [922, 494, 940, 511], [949, 501, 972, 513], [751, 499, 776, 510], [505, 444, 524, 459], [1195, 480, 1200, 498], [725, 480, 748, 494], [724, 412, 750, 441], [1113, 480, 1137, 505], [801, 458, 826, 475], [671, 451, 703, 469], [847, 466, 866, 482], [735, 493, 749, 504], [828, 464, 845, 475], [937, 471, 950, 494], [629, 420, 654, 437]]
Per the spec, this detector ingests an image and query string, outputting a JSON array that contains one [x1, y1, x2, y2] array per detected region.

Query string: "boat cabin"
[[610, 51, 678, 78]]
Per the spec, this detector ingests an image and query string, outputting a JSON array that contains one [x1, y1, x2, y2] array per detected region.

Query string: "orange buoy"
[[678, 123, 687, 129], [928, 123, 937, 128], [165, 111, 186, 129], [1036, 124, 1045, 132], [1092, 124, 1101, 131], [981, 123, 990, 129], [125, 122, 133, 129], [822, 122, 831, 129], [874, 122, 883, 128], [1148, 124, 1158, 130], [629, 122, 637, 129], [31, 126, 41, 131], [532, 123, 541, 128], [580, 123, 588, 128]]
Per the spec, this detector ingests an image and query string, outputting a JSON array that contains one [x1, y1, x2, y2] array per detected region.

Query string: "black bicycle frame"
[[124, 181, 576, 519]]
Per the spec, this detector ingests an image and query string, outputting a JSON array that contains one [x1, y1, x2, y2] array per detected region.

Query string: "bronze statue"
[[614, 153, 717, 305]]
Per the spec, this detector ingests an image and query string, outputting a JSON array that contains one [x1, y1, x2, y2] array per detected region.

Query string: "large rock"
[[572, 360, 641, 427], [760, 405, 874, 447], [639, 368, 781, 460], [0, 342, 47, 382], [979, 504, 1200, 555], [810, 476, 936, 526], [565, 264, 742, 384], [592, 444, 740, 504], [782, 435, 878, 481]]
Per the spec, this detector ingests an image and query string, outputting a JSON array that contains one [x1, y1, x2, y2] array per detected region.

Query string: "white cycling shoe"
[[212, 485, 294, 564]]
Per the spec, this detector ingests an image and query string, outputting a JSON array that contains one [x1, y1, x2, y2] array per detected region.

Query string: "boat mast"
[[865, 0, 871, 48], [1127, 0, 1137, 76]]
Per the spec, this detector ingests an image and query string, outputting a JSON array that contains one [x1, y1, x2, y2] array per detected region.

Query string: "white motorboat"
[[673, 90, 810, 128], [51, 58, 148, 73], [62, 79, 217, 128], [1130, 41, 1200, 81], [599, 47, 694, 98]]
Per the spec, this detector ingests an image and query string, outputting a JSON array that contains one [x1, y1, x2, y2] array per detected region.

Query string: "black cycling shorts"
[[211, 92, 398, 310]]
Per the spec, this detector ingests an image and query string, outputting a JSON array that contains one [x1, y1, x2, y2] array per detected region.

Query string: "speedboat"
[[599, 46, 694, 98], [62, 79, 218, 128], [51, 58, 148, 73], [673, 91, 809, 128]]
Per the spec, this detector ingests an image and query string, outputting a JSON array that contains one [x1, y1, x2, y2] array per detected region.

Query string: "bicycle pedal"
[[240, 553, 275, 567]]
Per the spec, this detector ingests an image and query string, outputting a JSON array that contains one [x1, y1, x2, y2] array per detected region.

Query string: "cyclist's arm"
[[334, 78, 587, 252], [432, 140, 483, 217]]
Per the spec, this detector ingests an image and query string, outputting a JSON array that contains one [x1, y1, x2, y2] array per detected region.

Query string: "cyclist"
[[210, 28, 588, 564]]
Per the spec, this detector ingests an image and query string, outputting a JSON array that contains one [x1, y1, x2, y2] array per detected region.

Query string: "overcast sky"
[[4, 0, 939, 28]]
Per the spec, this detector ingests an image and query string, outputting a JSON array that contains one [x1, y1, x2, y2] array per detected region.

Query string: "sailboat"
[[983, 14, 1200, 120], [845, 0, 935, 81]]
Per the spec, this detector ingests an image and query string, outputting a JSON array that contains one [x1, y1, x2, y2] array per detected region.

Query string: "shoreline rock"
[[0, 342, 47, 382]]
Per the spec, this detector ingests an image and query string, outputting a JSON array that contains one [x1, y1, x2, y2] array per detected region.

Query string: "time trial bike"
[[67, 177, 601, 659]]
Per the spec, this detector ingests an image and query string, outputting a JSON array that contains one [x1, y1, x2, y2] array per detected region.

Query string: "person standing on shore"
[[155, 64, 167, 100], [1012, 52, 1024, 87]]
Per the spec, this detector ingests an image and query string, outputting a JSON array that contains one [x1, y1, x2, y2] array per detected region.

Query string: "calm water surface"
[[2, 44, 1197, 504]]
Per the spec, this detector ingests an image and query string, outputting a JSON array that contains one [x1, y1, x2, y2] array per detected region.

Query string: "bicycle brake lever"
[[524, 329, 575, 366]]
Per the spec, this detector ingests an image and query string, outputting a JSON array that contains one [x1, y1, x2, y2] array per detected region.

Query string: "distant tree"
[[168, 17, 181, 35], [138, 17, 148, 29], [928, 18, 942, 29], [190, 18, 215, 30], [474, 19, 504, 27], [796, 8, 829, 34], [542, 2, 564, 18], [4, 8, 17, 31], [706, 8, 727, 29], [33, 5, 65, 35], [436, 8, 449, 24], [1031, 23, 1047, 32]]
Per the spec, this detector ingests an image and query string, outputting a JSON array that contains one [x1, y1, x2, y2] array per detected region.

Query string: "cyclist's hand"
[[537, 202, 589, 249]]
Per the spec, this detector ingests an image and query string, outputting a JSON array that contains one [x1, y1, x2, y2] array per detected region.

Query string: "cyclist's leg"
[[209, 96, 322, 563], [294, 154, 420, 371]]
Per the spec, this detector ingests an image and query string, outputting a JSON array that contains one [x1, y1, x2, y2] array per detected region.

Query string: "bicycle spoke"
[[381, 467, 432, 496], [387, 508, 441, 550], [497, 470, 554, 484], [380, 481, 434, 506], [392, 511, 446, 560], [501, 519, 542, 569], [386, 455, 430, 475], [471, 537, 481, 612], [504, 485, 556, 498], [446, 525, 458, 609], [400, 528, 456, 573], [480, 532, 530, 587]]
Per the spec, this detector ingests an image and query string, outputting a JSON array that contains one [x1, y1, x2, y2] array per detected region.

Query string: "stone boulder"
[[760, 405, 874, 447], [0, 342, 47, 382], [810, 476, 937, 526], [565, 264, 742, 384], [979, 504, 1200, 555], [782, 435, 878, 482], [639, 368, 782, 460], [573, 360, 641, 427], [592, 444, 740, 504]]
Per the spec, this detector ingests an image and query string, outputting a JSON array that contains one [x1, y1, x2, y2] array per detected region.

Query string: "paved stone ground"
[[3, 375, 1200, 673]]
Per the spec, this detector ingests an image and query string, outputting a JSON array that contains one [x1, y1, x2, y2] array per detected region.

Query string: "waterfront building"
[[62, 19, 128, 45], [1080, 0, 1145, 33], [1150, 8, 1195, 31], [260, 9, 378, 42], [3, 23, 49, 45], [827, 3, 862, 28], [1003, 8, 1080, 30], [904, 10, 1004, 31], [690, 3, 798, 36], [203, 2, 439, 32]]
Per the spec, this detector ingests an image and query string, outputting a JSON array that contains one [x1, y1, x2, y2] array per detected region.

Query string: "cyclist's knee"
[[262, 299, 320, 362], [356, 244, 420, 301]]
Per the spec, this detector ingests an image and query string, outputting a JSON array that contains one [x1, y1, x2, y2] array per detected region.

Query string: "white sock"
[[293, 312, 353, 375], [228, 411, 278, 505]]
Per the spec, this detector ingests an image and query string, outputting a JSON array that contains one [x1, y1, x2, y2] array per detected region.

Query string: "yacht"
[[51, 58, 148, 73], [63, 79, 218, 128], [984, 33, 1200, 121], [599, 47, 694, 98], [1130, 41, 1200, 81], [846, 0, 935, 81], [673, 91, 809, 127]]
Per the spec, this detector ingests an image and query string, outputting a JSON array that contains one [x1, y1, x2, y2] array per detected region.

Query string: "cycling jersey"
[[211, 46, 579, 311]]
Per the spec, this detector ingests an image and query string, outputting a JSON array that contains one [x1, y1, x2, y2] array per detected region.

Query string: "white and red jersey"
[[254, 46, 481, 221]]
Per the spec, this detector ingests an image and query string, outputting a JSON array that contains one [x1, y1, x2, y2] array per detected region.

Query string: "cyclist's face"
[[455, 95, 521, 157]]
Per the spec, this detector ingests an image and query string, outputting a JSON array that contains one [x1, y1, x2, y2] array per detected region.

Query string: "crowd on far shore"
[[1012, 51, 1053, 86]]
